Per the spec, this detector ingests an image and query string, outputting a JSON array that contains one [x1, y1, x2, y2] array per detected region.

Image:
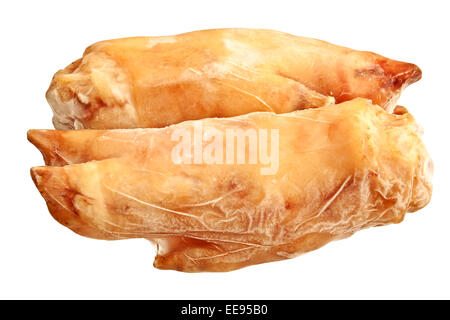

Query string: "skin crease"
[[29, 99, 433, 272], [46, 28, 421, 130]]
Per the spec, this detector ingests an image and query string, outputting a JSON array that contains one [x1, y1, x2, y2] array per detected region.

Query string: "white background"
[[1, 0, 449, 299]]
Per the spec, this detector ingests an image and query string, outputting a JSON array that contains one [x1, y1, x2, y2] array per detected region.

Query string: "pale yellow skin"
[[29, 99, 432, 272], [47, 29, 421, 129]]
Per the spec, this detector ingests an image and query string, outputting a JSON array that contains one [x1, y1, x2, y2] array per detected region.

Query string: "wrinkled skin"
[[29, 99, 433, 272], [46, 29, 421, 130]]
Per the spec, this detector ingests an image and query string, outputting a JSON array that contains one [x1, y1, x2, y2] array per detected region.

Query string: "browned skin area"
[[29, 99, 432, 272], [46, 29, 421, 129]]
